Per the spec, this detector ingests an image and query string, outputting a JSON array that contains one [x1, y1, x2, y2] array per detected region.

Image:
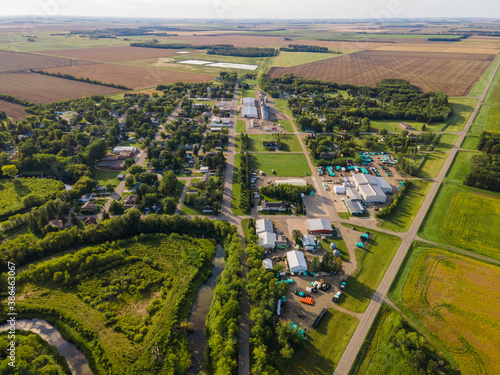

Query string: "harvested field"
[[372, 43, 500, 55], [0, 100, 27, 121], [164, 34, 285, 48], [0, 49, 93, 74], [0, 73, 122, 104], [43, 63, 215, 89], [35, 46, 191, 63], [268, 50, 495, 97]]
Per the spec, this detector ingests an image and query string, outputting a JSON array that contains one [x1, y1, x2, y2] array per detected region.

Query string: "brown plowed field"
[[0, 100, 28, 122], [168, 34, 286, 48], [35, 46, 192, 63], [268, 50, 495, 96], [0, 73, 122, 104], [43, 63, 215, 89], [0, 50, 94, 74]]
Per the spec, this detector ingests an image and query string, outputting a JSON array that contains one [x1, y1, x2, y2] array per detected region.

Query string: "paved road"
[[333, 57, 500, 375]]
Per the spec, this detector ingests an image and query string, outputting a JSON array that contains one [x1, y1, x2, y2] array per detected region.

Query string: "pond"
[[187, 244, 226, 374], [0, 319, 92, 375]]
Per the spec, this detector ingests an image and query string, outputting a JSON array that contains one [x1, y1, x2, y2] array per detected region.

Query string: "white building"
[[334, 186, 346, 195], [346, 187, 362, 201], [113, 146, 137, 154], [287, 250, 307, 273], [302, 234, 316, 252], [262, 259, 273, 270], [259, 231, 277, 249], [275, 179, 308, 187], [242, 97, 258, 118], [307, 219, 333, 236], [358, 184, 386, 203], [352, 173, 392, 195], [255, 219, 273, 235], [374, 177, 392, 194]]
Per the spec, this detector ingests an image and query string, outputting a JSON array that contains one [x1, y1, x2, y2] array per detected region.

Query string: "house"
[[79, 193, 93, 203], [200, 166, 209, 173], [263, 141, 279, 150], [258, 231, 277, 250], [302, 234, 317, 252], [259, 200, 287, 212], [84, 217, 98, 226], [48, 220, 64, 229], [307, 219, 333, 236], [287, 250, 307, 273], [81, 201, 99, 213], [124, 195, 136, 204], [203, 206, 214, 213], [255, 219, 273, 235], [319, 152, 337, 160]]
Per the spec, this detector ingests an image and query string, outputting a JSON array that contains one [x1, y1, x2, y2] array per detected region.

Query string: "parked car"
[[340, 281, 347, 290], [332, 290, 342, 302]]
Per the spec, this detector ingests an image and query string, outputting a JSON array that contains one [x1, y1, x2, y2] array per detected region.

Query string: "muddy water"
[[187, 244, 226, 374], [0, 318, 92, 375]]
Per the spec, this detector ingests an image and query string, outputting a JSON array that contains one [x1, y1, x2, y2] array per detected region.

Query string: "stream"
[[187, 244, 226, 374], [0, 318, 92, 375]]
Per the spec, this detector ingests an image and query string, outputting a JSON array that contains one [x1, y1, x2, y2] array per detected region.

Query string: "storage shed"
[[258, 231, 277, 249], [334, 185, 346, 195], [307, 219, 333, 236], [302, 234, 316, 252], [255, 219, 273, 235], [262, 259, 273, 270], [287, 250, 307, 273]]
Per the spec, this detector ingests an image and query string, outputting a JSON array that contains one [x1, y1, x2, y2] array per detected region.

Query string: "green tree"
[[109, 201, 124, 215], [310, 255, 321, 272], [125, 175, 135, 189], [1, 164, 17, 178], [105, 184, 115, 193]]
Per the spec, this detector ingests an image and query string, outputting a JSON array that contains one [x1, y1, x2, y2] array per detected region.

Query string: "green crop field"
[[282, 309, 359, 375], [0, 178, 65, 218], [14, 234, 216, 374], [389, 243, 500, 375], [446, 150, 477, 182], [434, 134, 459, 151], [92, 169, 122, 187], [272, 51, 342, 67], [379, 180, 432, 232], [249, 153, 311, 177], [247, 134, 302, 152], [416, 152, 448, 178], [468, 55, 500, 98], [419, 182, 500, 260], [486, 106, 500, 132], [486, 84, 500, 105], [338, 225, 402, 313]]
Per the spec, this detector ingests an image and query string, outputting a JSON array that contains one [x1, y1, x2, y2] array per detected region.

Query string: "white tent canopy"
[[262, 259, 273, 270], [287, 250, 307, 273]]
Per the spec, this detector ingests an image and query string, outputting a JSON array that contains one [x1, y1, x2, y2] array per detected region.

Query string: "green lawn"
[[240, 218, 255, 242], [446, 150, 477, 182], [468, 55, 500, 97], [230, 154, 250, 216], [236, 120, 246, 133], [338, 225, 402, 313], [277, 119, 295, 133], [92, 169, 121, 187], [247, 134, 302, 152], [274, 98, 294, 118], [320, 237, 350, 263], [434, 134, 459, 152], [282, 309, 359, 375], [379, 180, 432, 232], [416, 152, 448, 178], [388, 242, 500, 375], [249, 153, 311, 177], [117, 141, 142, 148], [272, 51, 342, 68], [0, 178, 65, 218], [461, 104, 491, 150], [419, 181, 500, 260]]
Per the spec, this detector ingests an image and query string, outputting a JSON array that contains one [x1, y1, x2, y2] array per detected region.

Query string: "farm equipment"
[[300, 297, 314, 305], [361, 232, 370, 241], [340, 281, 347, 290], [356, 242, 364, 248], [332, 291, 342, 302], [295, 290, 311, 298], [312, 308, 328, 328]]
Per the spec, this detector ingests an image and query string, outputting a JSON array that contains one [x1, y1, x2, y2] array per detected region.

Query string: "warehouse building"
[[307, 219, 333, 236], [344, 199, 364, 215], [358, 184, 386, 204], [242, 97, 258, 118], [258, 231, 277, 250], [255, 219, 273, 235], [287, 250, 307, 273], [346, 187, 362, 201], [352, 173, 392, 194]]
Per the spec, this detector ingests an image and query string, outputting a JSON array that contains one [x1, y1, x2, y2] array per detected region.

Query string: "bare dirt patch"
[[0, 100, 28, 121]]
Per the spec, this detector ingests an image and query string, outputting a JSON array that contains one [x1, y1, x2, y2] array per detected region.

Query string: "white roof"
[[258, 231, 277, 248], [307, 219, 333, 232], [113, 146, 137, 153], [358, 184, 377, 197], [374, 176, 392, 192], [275, 179, 308, 187], [262, 259, 273, 270], [287, 250, 307, 273], [334, 186, 346, 194], [346, 187, 362, 201], [242, 97, 255, 105], [302, 234, 316, 247], [255, 219, 273, 234], [352, 173, 377, 186], [242, 107, 258, 117]]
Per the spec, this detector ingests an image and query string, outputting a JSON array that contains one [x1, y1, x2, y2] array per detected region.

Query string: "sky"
[[2, 0, 500, 20]]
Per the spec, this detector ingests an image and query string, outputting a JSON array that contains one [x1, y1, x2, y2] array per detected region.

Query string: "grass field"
[[369, 119, 450, 133], [277, 119, 295, 132], [282, 309, 359, 375], [249, 153, 311, 177], [446, 150, 477, 182], [389, 243, 500, 375], [272, 51, 343, 67], [378, 180, 432, 232], [444, 98, 478, 132], [486, 105, 500, 132], [434, 134, 459, 151], [230, 154, 249, 216], [236, 120, 246, 133], [338, 225, 402, 313], [320, 237, 350, 263], [273, 98, 294, 118], [246, 134, 302, 152], [461, 104, 491, 150], [0, 178, 65, 218], [14, 235, 216, 374], [468, 55, 500, 97], [419, 182, 500, 260], [92, 169, 121, 187], [416, 152, 448, 178]]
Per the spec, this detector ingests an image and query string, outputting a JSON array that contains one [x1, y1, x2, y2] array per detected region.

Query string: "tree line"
[[0, 93, 35, 107], [463, 131, 500, 192], [131, 42, 277, 57], [30, 69, 130, 90], [280, 44, 340, 54], [376, 180, 411, 218]]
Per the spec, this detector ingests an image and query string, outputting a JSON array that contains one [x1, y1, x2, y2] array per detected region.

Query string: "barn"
[[307, 219, 333, 236]]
